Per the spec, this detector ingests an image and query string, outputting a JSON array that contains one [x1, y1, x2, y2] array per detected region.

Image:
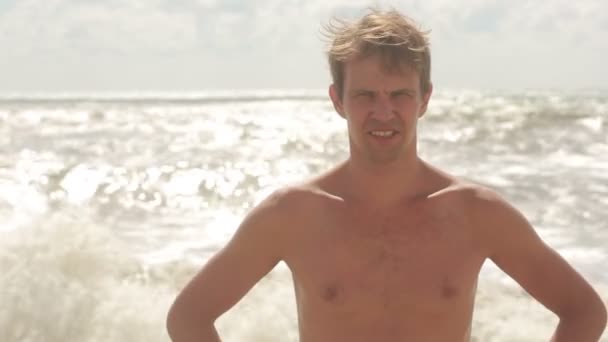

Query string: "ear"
[[329, 84, 346, 118], [418, 82, 433, 118]]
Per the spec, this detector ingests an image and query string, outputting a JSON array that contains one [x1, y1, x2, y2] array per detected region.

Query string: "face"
[[329, 54, 433, 164]]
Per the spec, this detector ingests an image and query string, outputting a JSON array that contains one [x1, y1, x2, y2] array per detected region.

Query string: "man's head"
[[325, 8, 431, 100], [324, 8, 433, 164]]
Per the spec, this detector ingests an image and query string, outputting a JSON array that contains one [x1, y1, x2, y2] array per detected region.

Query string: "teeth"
[[370, 131, 394, 137]]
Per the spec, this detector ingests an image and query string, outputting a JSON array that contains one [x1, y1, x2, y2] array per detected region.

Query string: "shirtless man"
[[167, 9, 607, 342]]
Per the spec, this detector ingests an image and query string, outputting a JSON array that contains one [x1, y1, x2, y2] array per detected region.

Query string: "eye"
[[355, 91, 374, 99], [392, 91, 412, 99]]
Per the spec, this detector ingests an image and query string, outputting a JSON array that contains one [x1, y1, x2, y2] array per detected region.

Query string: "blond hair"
[[324, 8, 431, 98]]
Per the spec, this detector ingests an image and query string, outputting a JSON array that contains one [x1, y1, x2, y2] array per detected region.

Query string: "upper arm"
[[167, 189, 291, 328], [473, 189, 604, 319]]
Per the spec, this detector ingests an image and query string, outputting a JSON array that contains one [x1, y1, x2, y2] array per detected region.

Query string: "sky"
[[0, 0, 607, 93]]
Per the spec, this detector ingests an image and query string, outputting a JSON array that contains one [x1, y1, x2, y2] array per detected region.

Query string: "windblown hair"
[[323, 8, 431, 98]]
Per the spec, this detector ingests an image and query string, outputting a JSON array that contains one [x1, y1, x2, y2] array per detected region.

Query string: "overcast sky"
[[0, 0, 607, 93]]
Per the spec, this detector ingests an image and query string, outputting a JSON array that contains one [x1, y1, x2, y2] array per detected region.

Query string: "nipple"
[[440, 278, 459, 299], [321, 284, 340, 302]]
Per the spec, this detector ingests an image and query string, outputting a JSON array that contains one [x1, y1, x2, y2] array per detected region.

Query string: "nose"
[[370, 94, 395, 121]]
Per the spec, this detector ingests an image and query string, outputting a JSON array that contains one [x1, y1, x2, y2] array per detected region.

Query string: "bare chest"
[[287, 204, 485, 321]]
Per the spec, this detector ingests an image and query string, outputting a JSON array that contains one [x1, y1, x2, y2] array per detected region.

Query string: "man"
[[167, 8, 607, 342]]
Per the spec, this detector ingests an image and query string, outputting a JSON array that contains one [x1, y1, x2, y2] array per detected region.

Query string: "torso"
[[281, 171, 488, 342]]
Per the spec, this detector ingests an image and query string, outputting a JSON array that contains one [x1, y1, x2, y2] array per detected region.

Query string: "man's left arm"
[[473, 188, 607, 341]]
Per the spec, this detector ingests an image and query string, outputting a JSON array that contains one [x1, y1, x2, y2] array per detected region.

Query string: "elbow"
[[166, 297, 218, 341], [587, 296, 607, 334], [166, 301, 182, 341], [558, 297, 608, 337], [598, 300, 608, 333], [166, 299, 198, 341], [584, 301, 607, 339]]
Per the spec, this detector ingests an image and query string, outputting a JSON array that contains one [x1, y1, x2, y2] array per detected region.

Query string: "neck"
[[343, 148, 426, 208]]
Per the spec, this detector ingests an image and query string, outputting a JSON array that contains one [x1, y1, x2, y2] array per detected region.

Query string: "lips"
[[369, 130, 397, 138], [369, 130, 398, 137]]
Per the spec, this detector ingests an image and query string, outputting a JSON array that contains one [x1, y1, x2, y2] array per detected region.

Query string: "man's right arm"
[[166, 189, 292, 342]]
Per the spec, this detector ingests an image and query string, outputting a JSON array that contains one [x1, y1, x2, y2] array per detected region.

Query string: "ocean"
[[1, 89, 607, 341]]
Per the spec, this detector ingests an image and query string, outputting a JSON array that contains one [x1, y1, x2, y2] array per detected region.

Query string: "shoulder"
[[459, 183, 520, 220], [258, 183, 332, 210], [420, 162, 498, 204], [429, 174, 509, 211], [230, 186, 313, 260], [438, 180, 522, 225], [430, 176, 526, 236], [247, 183, 333, 228], [244, 184, 332, 253], [449, 182, 539, 256], [423, 174, 496, 207], [420, 161, 514, 214]]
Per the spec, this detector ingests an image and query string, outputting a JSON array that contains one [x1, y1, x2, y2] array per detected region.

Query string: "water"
[[1, 90, 607, 341]]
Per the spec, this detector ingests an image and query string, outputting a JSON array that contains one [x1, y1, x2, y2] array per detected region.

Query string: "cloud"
[[0, 0, 606, 92], [3, 0, 604, 57], [0, 0, 198, 57]]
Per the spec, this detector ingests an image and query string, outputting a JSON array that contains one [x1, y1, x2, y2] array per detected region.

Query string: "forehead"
[[343, 54, 420, 91]]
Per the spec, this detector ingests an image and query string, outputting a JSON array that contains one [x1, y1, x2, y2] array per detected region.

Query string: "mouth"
[[368, 130, 399, 138]]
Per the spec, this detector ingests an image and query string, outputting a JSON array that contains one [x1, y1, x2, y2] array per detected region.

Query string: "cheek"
[[343, 113, 368, 139], [344, 97, 371, 114], [399, 98, 426, 119], [346, 115, 366, 133], [343, 103, 369, 124], [393, 96, 418, 110]]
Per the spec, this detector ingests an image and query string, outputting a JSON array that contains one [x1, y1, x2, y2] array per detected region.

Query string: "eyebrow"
[[390, 88, 416, 95], [350, 88, 416, 96]]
